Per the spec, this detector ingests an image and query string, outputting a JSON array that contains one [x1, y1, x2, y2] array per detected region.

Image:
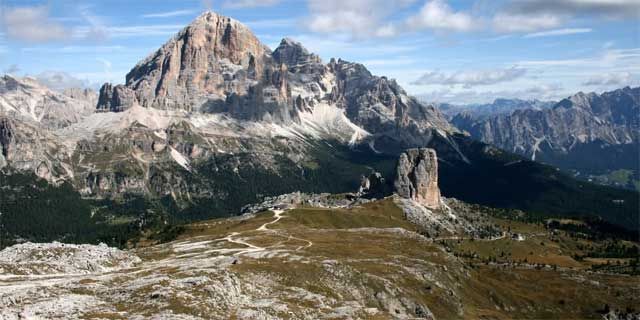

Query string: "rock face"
[[123, 11, 270, 111], [394, 148, 441, 209], [96, 83, 137, 112]]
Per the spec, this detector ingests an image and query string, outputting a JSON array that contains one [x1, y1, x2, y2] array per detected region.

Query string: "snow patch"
[[298, 103, 369, 144], [170, 147, 191, 172]]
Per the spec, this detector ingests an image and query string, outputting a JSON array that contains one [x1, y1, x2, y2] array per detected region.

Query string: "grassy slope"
[[156, 198, 639, 319]]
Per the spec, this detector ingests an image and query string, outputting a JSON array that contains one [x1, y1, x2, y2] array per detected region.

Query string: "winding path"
[[208, 209, 313, 256]]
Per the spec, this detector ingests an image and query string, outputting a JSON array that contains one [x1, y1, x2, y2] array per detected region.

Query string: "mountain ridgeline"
[[0, 12, 637, 246], [452, 87, 640, 190]]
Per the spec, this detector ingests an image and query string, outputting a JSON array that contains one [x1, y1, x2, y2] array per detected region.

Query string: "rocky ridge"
[[452, 87, 639, 162]]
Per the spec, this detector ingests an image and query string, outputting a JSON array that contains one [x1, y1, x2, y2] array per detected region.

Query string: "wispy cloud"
[[492, 0, 638, 34], [412, 67, 527, 88], [3, 64, 19, 74], [507, 0, 640, 19], [34, 71, 91, 91], [222, 0, 281, 9], [419, 83, 565, 104], [361, 57, 417, 67], [21, 46, 127, 54], [245, 18, 296, 29], [492, 12, 563, 33], [524, 28, 592, 38], [279, 34, 420, 60], [1, 6, 68, 43], [74, 25, 183, 39], [142, 10, 197, 18], [519, 48, 640, 68], [582, 72, 633, 86]]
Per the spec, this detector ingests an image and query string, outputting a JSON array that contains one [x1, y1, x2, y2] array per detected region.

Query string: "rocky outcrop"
[[0, 242, 140, 275], [358, 172, 389, 198], [394, 148, 441, 209], [96, 83, 137, 112]]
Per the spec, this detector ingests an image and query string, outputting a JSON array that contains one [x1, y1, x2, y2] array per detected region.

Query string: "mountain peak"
[[189, 10, 245, 32], [273, 37, 321, 67], [117, 10, 271, 111]]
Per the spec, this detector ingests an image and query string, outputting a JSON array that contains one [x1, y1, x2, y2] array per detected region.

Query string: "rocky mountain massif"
[[436, 98, 555, 120], [452, 87, 640, 190], [1, 11, 454, 202], [0, 11, 638, 248]]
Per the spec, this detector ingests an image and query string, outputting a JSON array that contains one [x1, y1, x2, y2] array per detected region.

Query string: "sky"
[[0, 0, 638, 104]]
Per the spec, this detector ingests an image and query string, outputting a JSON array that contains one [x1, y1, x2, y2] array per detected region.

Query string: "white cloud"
[[493, 0, 638, 34], [306, 0, 478, 38], [0, 6, 68, 43], [34, 71, 90, 91], [142, 10, 196, 18], [306, 0, 417, 38], [222, 0, 281, 9], [524, 28, 592, 38], [508, 0, 640, 19], [412, 67, 527, 87], [492, 12, 563, 33], [582, 72, 633, 86], [406, 0, 477, 32], [77, 5, 109, 42], [419, 83, 565, 104]]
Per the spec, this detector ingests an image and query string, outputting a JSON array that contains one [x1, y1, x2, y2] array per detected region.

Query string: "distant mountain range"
[[451, 87, 640, 190], [435, 98, 556, 120]]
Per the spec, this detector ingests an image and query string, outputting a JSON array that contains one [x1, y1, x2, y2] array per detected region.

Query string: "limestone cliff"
[[394, 148, 441, 209]]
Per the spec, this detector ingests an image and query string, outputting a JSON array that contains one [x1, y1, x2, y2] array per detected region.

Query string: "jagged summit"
[[272, 37, 322, 68], [95, 10, 455, 140]]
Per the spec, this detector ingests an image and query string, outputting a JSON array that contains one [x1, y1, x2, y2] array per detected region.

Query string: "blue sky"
[[0, 0, 638, 104]]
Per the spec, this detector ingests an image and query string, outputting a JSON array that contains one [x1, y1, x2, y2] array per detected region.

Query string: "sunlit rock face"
[[395, 148, 441, 209]]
